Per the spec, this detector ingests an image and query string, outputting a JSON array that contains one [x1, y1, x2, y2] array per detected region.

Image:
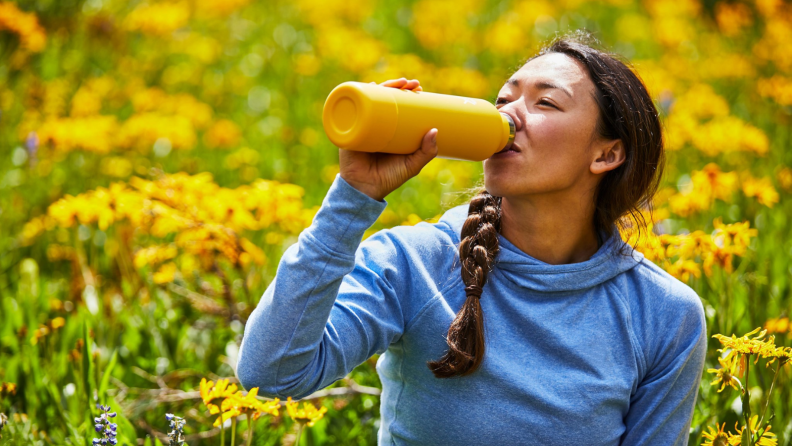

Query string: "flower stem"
[[231, 416, 237, 446], [245, 413, 253, 446], [757, 360, 781, 428], [219, 415, 225, 446], [742, 354, 753, 446], [295, 422, 304, 446]]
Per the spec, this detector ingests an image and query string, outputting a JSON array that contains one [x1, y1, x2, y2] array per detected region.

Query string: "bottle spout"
[[500, 112, 515, 151]]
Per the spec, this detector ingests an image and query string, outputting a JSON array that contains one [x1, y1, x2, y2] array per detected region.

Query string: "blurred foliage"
[[1, 0, 792, 444]]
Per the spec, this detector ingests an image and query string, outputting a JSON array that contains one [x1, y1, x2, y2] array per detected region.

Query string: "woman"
[[237, 34, 707, 445]]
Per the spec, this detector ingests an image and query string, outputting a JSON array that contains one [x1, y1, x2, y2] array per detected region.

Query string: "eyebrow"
[[505, 78, 572, 98]]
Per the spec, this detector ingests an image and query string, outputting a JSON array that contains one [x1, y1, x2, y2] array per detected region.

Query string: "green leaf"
[[98, 349, 118, 403], [741, 425, 752, 446], [82, 321, 95, 405]]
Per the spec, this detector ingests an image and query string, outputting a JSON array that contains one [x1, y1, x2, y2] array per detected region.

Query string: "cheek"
[[521, 117, 587, 179], [483, 115, 595, 195]]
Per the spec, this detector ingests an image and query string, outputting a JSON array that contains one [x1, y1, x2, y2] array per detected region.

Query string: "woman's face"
[[484, 52, 619, 199]]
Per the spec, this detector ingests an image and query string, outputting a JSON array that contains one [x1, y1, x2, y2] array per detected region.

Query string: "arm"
[[620, 288, 708, 446], [235, 175, 406, 398], [237, 78, 437, 398]]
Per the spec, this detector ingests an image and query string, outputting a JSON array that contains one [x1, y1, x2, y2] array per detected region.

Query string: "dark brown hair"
[[427, 31, 665, 378]]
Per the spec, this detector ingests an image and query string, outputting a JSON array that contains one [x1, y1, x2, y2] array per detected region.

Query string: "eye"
[[495, 98, 558, 109]]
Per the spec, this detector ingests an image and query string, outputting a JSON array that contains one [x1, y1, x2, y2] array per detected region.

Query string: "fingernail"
[[432, 129, 437, 144]]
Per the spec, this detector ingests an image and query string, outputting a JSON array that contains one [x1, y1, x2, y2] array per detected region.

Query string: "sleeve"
[[235, 174, 408, 399], [620, 284, 708, 446]]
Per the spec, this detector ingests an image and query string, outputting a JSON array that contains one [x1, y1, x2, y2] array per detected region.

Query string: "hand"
[[339, 78, 437, 202]]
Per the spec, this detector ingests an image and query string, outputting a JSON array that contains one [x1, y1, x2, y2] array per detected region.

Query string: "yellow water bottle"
[[322, 81, 515, 162]]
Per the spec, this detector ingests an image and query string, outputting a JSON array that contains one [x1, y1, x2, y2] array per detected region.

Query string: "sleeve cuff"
[[306, 174, 388, 255]]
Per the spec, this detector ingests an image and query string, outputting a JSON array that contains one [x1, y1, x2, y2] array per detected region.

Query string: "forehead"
[[503, 52, 593, 94]]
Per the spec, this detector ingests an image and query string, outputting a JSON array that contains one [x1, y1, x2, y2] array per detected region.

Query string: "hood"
[[438, 204, 645, 292]]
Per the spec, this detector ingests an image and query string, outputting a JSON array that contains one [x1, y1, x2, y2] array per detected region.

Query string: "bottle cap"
[[322, 82, 399, 152]]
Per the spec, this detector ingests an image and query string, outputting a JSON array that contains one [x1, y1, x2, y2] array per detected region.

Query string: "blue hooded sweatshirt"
[[237, 175, 707, 446]]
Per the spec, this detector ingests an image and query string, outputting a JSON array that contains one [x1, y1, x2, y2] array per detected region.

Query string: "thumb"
[[404, 128, 438, 176]]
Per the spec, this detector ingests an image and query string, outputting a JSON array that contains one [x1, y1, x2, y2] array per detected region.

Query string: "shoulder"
[[352, 205, 466, 318], [624, 257, 704, 318], [615, 255, 706, 371], [360, 204, 465, 260]]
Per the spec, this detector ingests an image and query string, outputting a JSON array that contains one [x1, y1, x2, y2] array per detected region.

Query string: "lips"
[[495, 143, 521, 154]]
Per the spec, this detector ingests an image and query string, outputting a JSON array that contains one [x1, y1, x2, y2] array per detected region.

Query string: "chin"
[[482, 171, 515, 197]]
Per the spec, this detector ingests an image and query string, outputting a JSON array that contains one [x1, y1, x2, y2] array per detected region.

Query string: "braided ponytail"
[[427, 190, 502, 378]]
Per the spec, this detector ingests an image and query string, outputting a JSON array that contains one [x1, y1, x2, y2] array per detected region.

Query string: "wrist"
[[338, 174, 387, 202]]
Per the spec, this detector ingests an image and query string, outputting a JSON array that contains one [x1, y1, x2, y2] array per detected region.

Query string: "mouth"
[[494, 143, 521, 155]]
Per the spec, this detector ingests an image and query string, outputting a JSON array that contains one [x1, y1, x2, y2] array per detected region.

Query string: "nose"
[[497, 104, 523, 132]]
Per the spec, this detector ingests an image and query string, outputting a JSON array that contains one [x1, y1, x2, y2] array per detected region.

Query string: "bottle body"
[[322, 81, 514, 162]]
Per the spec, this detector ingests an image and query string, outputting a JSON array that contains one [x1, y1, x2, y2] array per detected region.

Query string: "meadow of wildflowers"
[[1, 0, 791, 444]]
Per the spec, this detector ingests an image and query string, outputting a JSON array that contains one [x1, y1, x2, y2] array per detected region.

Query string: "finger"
[[381, 78, 408, 87], [402, 79, 419, 90], [404, 128, 438, 176]]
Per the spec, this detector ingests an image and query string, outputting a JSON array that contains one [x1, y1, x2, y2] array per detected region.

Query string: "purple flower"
[[92, 403, 119, 445], [166, 413, 186, 446]]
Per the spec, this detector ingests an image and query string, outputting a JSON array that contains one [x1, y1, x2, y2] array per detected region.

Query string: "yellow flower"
[[212, 406, 241, 427], [124, 1, 190, 36], [194, 0, 251, 16], [36, 116, 119, 154], [702, 248, 734, 277], [665, 258, 701, 283], [714, 2, 753, 36], [707, 355, 741, 393], [733, 415, 778, 446], [764, 317, 790, 335], [200, 378, 238, 415], [623, 223, 667, 263], [711, 327, 790, 368], [690, 116, 769, 156], [152, 262, 177, 284], [759, 344, 792, 367], [777, 167, 792, 192], [758, 76, 792, 107], [214, 388, 281, 426], [293, 52, 322, 76], [668, 164, 739, 217], [666, 230, 715, 260], [285, 397, 328, 427], [131, 88, 213, 129], [204, 119, 241, 149], [742, 176, 779, 208], [712, 218, 757, 257], [0, 382, 17, 397], [50, 317, 65, 330], [39, 172, 312, 282], [116, 113, 196, 152], [410, 0, 483, 50], [134, 245, 179, 269], [713, 327, 770, 356], [314, 24, 385, 74], [0, 2, 47, 52], [701, 422, 734, 446], [699, 164, 739, 202]]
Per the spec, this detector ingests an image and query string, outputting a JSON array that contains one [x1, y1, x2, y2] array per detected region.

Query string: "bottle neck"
[[500, 112, 515, 151]]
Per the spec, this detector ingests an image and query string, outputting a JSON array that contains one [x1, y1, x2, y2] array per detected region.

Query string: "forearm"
[[236, 175, 386, 398]]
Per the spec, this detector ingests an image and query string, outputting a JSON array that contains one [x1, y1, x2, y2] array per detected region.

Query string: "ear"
[[590, 139, 625, 175]]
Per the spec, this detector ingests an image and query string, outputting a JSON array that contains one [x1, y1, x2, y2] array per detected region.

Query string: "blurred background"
[[0, 0, 791, 444]]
